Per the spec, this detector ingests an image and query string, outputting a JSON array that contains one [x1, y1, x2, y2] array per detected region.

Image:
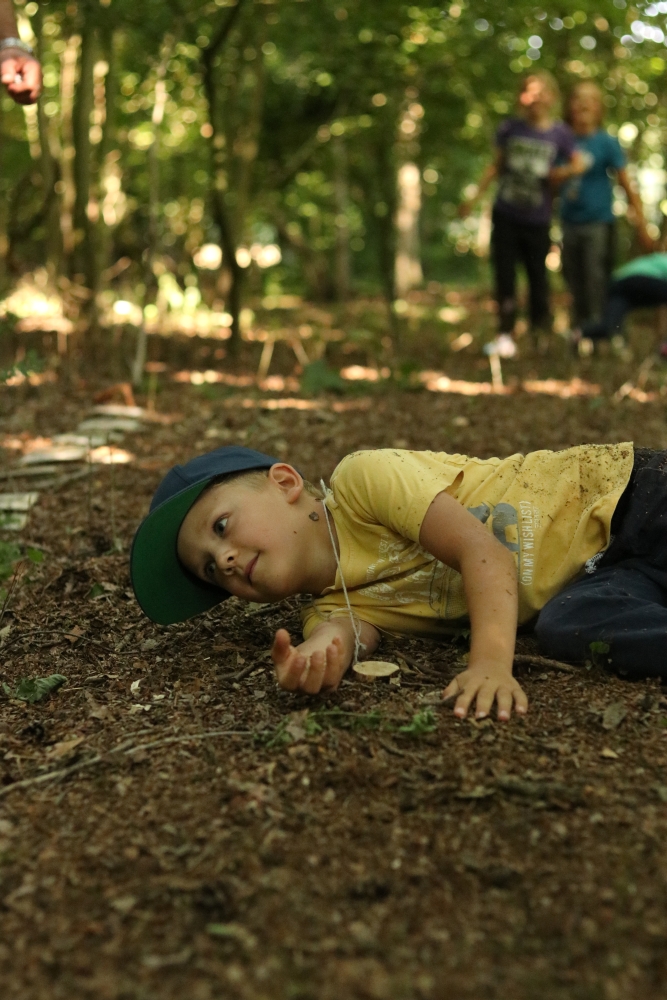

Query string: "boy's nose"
[[219, 547, 238, 575]]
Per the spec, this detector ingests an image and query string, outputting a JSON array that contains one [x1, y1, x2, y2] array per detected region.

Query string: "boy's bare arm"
[[0, 0, 42, 104], [272, 618, 380, 695], [419, 490, 527, 721], [616, 168, 654, 250], [550, 149, 586, 185], [458, 150, 502, 217]]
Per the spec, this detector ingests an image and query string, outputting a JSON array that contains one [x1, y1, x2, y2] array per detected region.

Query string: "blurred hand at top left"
[[0, 46, 42, 104]]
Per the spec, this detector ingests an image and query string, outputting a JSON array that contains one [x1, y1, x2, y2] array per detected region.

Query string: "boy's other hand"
[[0, 52, 42, 104], [271, 628, 346, 694], [442, 665, 528, 722]]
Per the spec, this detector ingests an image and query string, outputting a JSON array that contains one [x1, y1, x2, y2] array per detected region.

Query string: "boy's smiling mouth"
[[245, 555, 258, 582]]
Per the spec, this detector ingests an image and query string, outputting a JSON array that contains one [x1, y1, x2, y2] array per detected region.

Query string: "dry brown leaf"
[[46, 737, 85, 759]]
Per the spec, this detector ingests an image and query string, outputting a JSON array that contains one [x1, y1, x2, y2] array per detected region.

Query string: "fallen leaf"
[[600, 747, 619, 760], [130, 679, 142, 695], [206, 922, 257, 950], [602, 702, 627, 730], [141, 948, 192, 970], [65, 625, 85, 644], [109, 895, 137, 914], [46, 737, 85, 759], [285, 710, 308, 743], [2, 674, 67, 703], [455, 785, 495, 800]]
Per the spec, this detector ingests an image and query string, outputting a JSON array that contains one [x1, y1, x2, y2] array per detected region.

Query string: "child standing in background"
[[560, 81, 652, 342], [460, 71, 583, 357]]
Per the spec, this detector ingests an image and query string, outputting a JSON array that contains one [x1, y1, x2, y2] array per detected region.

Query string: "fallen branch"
[[513, 654, 576, 674], [236, 660, 264, 682], [0, 728, 253, 799]]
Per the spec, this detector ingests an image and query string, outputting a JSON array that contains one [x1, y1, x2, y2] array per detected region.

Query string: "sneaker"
[[483, 334, 517, 359]]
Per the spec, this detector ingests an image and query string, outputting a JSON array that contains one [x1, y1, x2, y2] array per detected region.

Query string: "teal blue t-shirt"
[[560, 129, 625, 225], [614, 253, 667, 282]]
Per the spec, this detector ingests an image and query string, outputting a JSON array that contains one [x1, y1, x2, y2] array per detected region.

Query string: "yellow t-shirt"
[[301, 444, 634, 639]]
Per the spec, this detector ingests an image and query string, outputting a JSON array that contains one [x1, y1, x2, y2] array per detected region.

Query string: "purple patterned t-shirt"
[[494, 118, 575, 226]]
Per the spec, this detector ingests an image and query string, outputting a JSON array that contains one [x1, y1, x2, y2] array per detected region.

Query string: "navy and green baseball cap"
[[130, 446, 281, 625]]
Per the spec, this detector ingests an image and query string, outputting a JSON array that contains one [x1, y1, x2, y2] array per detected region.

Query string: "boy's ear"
[[267, 463, 303, 502]]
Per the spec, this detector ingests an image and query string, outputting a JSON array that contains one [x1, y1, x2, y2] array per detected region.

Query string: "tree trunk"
[[95, 28, 120, 305], [132, 52, 169, 387], [72, 23, 96, 285], [58, 34, 80, 266], [332, 135, 351, 301], [394, 162, 423, 297], [201, 0, 247, 354]]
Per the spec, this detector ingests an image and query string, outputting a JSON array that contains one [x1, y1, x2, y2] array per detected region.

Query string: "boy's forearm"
[[302, 617, 380, 667], [460, 542, 518, 672], [617, 170, 645, 221], [0, 1, 19, 41]]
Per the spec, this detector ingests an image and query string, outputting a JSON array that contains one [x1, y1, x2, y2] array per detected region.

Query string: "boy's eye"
[[214, 516, 228, 536]]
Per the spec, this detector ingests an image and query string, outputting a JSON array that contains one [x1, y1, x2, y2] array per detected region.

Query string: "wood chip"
[[353, 660, 399, 679]]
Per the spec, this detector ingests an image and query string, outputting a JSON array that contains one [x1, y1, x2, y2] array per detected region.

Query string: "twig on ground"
[[1, 628, 112, 652], [0, 728, 253, 799], [236, 660, 266, 682], [47, 467, 94, 492], [0, 560, 25, 630], [513, 654, 576, 674], [378, 738, 409, 757]]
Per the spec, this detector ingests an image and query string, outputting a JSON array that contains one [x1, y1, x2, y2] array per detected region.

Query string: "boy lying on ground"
[[131, 441, 664, 722]]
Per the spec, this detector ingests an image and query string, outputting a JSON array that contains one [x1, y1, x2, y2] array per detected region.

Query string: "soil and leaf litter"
[[3, 349, 667, 1000]]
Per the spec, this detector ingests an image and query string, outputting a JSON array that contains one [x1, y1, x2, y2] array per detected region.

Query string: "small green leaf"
[[589, 641, 611, 669], [399, 709, 437, 737], [88, 583, 105, 599], [7, 674, 67, 703], [26, 548, 45, 564]]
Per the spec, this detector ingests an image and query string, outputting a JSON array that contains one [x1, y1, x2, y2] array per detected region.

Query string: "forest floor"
[[2, 308, 667, 1000]]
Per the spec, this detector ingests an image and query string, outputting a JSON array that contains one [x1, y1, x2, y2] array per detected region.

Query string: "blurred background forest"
[[2, 0, 667, 378]]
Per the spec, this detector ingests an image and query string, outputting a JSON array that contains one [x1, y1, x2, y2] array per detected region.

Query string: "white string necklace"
[[319, 479, 362, 665]]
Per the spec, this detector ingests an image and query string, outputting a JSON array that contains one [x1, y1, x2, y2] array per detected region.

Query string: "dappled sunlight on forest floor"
[[1, 313, 667, 999]]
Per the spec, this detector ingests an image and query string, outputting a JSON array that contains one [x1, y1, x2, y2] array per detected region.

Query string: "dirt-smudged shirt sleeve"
[[301, 444, 634, 641]]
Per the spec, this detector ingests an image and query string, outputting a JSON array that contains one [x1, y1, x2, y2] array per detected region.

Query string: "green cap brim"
[[130, 481, 228, 625]]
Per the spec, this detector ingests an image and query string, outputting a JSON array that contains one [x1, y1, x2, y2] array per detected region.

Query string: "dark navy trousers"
[[535, 450, 667, 679]]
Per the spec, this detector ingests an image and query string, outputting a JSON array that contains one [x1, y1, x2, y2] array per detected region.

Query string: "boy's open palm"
[[443, 665, 528, 722], [271, 628, 346, 694]]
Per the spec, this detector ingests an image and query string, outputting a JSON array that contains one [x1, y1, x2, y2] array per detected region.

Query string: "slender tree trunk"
[[95, 28, 120, 300], [201, 0, 247, 354], [59, 34, 80, 269], [394, 162, 423, 297], [332, 135, 351, 301], [132, 53, 169, 387], [72, 23, 96, 285], [368, 129, 398, 337]]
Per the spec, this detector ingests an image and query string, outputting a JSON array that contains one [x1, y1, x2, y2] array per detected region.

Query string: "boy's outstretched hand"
[[271, 628, 348, 694], [442, 665, 528, 722]]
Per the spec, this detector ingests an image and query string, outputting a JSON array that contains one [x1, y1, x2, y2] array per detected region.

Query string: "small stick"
[[0, 728, 253, 799], [513, 654, 576, 674], [236, 660, 263, 682], [0, 560, 25, 630]]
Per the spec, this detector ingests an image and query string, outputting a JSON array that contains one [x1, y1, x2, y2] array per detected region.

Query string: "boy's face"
[[570, 87, 600, 129], [177, 465, 314, 603], [520, 77, 554, 117]]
